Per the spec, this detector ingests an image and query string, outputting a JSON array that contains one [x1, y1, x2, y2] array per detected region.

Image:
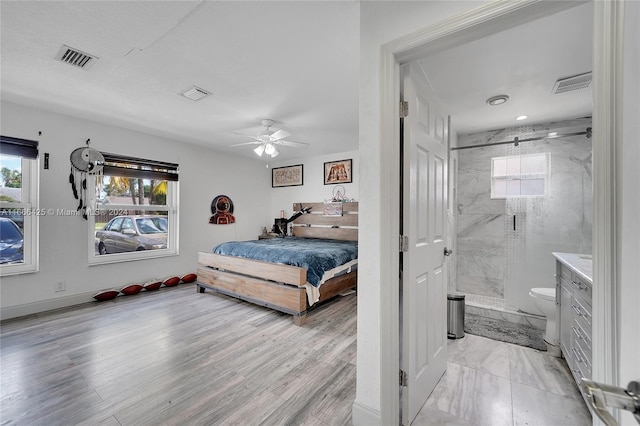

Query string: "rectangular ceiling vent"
[[552, 72, 592, 94], [180, 86, 211, 101], [56, 45, 98, 69]]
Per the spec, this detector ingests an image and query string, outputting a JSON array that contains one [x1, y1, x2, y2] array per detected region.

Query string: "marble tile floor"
[[413, 333, 592, 426]]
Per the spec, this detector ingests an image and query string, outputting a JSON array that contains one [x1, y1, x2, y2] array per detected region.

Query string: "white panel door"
[[401, 63, 449, 425]]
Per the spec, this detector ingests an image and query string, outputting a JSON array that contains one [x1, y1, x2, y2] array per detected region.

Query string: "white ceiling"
[[418, 2, 593, 135], [0, 1, 359, 161], [1, 2, 593, 159]]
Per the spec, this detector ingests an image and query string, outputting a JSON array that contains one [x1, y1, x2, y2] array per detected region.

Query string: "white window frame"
[[87, 162, 179, 266], [0, 157, 40, 276], [490, 152, 550, 199]]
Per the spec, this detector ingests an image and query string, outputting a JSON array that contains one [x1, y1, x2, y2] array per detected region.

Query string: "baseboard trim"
[[352, 400, 381, 425], [0, 291, 95, 321]]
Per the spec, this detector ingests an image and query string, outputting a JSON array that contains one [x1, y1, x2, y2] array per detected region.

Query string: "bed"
[[196, 202, 358, 326]]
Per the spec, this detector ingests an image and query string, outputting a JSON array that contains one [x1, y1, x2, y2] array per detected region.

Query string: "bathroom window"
[[491, 153, 549, 198]]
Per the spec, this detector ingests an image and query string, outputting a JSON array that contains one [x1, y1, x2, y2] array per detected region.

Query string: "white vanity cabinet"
[[553, 252, 593, 402]]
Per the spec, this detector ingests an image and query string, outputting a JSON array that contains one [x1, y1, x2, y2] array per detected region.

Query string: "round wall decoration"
[[209, 195, 235, 225]]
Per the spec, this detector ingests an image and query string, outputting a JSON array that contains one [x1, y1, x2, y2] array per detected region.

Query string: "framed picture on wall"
[[272, 164, 303, 188], [324, 159, 352, 185]]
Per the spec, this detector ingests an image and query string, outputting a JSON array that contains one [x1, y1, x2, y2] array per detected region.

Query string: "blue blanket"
[[212, 237, 358, 287]]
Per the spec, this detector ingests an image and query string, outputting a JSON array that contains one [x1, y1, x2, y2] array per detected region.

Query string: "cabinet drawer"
[[572, 318, 592, 348], [573, 296, 592, 335], [574, 326, 592, 366], [571, 344, 592, 379], [571, 275, 592, 304]]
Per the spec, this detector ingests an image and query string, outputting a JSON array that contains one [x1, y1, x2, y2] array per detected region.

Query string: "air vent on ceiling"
[[55, 45, 98, 69], [552, 72, 592, 94], [180, 86, 211, 101]]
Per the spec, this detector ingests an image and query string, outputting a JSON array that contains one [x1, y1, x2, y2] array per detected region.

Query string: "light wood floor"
[[0, 284, 357, 426]]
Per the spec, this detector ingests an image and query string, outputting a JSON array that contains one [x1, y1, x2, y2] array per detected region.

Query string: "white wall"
[[357, 1, 489, 421], [0, 101, 271, 319], [619, 2, 640, 424], [269, 151, 358, 223]]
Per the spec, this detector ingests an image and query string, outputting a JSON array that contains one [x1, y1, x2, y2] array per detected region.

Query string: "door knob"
[[581, 379, 640, 425], [444, 247, 453, 256]]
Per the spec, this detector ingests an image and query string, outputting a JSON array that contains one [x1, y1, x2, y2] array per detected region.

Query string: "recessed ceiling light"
[[516, 115, 528, 121], [486, 95, 509, 106]]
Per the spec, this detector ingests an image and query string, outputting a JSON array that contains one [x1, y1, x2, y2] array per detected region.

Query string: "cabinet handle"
[[573, 280, 585, 290], [581, 379, 640, 425], [572, 305, 583, 316], [572, 347, 584, 363], [572, 325, 584, 340]]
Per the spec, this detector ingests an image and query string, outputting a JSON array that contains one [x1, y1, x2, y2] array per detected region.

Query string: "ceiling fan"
[[230, 119, 308, 158]]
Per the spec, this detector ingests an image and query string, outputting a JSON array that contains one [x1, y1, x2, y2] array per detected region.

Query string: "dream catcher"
[[69, 139, 104, 219]]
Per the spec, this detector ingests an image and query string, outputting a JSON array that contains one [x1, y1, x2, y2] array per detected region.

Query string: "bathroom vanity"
[[553, 252, 593, 403]]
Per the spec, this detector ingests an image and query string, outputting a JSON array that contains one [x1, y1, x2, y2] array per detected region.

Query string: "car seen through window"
[[96, 215, 168, 255]]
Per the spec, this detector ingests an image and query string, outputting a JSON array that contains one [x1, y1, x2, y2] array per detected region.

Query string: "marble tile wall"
[[455, 117, 593, 313]]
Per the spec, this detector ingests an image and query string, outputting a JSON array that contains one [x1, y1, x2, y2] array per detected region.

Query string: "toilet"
[[529, 287, 557, 345]]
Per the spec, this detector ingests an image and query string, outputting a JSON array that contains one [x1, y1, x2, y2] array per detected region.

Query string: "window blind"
[[0, 136, 39, 159], [101, 152, 179, 181]]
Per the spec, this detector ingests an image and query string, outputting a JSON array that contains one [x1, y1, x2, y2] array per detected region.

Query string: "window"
[[0, 136, 39, 276], [89, 152, 178, 264], [491, 153, 549, 199]]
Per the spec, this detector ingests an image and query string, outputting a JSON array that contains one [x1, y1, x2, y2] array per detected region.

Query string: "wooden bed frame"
[[196, 202, 358, 326]]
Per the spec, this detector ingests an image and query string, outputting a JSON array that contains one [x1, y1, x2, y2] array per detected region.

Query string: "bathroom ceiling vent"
[[55, 45, 98, 70], [552, 72, 592, 94]]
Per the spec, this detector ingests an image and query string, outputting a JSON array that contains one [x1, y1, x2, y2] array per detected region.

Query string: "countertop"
[[552, 252, 593, 284]]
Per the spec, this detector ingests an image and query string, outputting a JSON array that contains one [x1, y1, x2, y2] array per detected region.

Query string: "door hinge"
[[400, 101, 409, 118], [400, 369, 408, 387], [400, 235, 409, 253]]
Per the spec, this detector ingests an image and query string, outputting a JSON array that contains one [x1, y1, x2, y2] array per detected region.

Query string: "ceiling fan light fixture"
[[270, 148, 280, 158], [264, 143, 276, 155], [254, 145, 265, 156]]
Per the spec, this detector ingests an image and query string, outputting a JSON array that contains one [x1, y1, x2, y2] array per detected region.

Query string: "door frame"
[[378, 1, 621, 423]]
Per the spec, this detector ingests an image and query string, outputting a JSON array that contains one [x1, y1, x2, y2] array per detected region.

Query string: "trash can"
[[447, 294, 465, 339]]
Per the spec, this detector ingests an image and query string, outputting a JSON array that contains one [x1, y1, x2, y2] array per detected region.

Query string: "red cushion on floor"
[[143, 280, 162, 291], [120, 284, 143, 295], [163, 276, 180, 287], [181, 273, 197, 283], [93, 290, 120, 301]]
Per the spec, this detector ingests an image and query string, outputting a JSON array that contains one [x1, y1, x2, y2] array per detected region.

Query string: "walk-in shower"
[[450, 117, 593, 341]]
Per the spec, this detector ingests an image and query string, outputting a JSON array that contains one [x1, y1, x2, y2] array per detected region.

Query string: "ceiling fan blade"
[[277, 140, 309, 148], [269, 129, 290, 140], [229, 141, 261, 147], [231, 130, 262, 139]]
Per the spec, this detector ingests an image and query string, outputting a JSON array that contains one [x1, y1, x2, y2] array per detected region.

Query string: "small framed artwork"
[[272, 164, 304, 188], [324, 159, 352, 185]]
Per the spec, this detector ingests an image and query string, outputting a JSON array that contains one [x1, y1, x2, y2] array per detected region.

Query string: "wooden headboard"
[[291, 202, 358, 241]]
